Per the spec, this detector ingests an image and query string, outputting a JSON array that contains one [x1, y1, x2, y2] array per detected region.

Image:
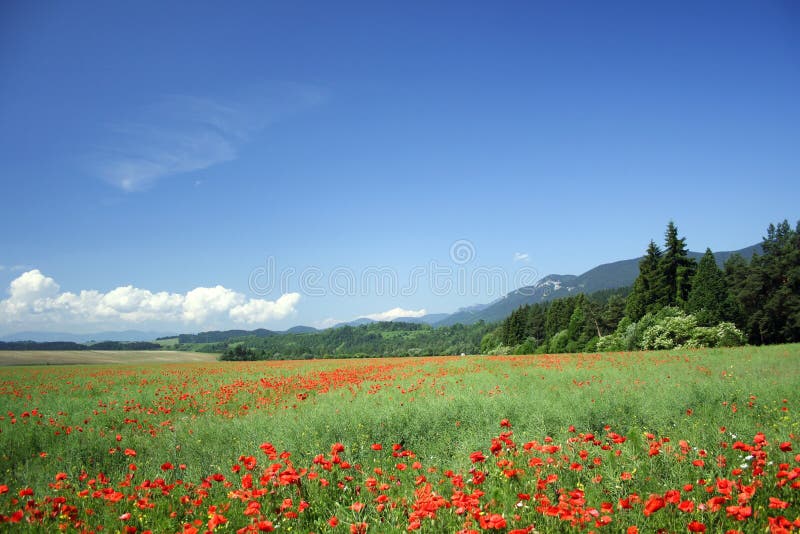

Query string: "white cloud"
[[362, 307, 427, 322], [230, 293, 300, 324], [0, 270, 300, 330], [513, 252, 530, 262], [182, 286, 244, 323], [6, 269, 60, 306]]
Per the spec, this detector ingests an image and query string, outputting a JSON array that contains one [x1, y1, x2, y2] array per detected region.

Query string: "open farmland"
[[0, 351, 219, 367], [0, 345, 798, 532]]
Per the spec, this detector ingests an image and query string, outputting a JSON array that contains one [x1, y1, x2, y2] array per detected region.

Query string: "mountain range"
[[3, 244, 761, 342]]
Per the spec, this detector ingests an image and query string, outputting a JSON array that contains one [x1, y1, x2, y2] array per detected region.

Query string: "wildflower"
[[643, 494, 665, 517], [470, 451, 486, 463]]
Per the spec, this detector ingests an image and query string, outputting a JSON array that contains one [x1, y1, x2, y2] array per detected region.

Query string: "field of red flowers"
[[1, 345, 798, 533]]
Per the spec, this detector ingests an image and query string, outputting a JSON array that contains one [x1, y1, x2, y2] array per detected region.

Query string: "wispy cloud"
[[0, 269, 300, 331], [90, 83, 325, 192], [513, 252, 530, 262]]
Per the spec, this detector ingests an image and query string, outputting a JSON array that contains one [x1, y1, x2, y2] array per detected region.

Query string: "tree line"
[[221, 321, 494, 360], [486, 219, 799, 354]]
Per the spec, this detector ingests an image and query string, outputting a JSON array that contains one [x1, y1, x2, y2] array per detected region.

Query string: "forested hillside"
[[220, 321, 494, 360]]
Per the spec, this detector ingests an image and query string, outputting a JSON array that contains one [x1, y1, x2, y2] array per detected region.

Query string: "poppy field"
[[1, 345, 798, 533]]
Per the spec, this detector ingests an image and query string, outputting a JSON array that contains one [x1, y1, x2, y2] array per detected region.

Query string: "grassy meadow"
[[0, 345, 798, 532]]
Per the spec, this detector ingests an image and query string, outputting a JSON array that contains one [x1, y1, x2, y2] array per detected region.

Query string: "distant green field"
[[154, 337, 180, 347], [0, 350, 219, 366]]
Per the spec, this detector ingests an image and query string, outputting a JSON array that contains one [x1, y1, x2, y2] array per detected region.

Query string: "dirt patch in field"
[[0, 350, 219, 366]]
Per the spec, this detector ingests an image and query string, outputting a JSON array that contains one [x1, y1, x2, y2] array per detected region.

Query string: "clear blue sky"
[[1, 1, 798, 334]]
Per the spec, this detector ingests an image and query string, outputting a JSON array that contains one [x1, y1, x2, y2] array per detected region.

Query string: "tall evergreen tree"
[[625, 240, 663, 321], [735, 220, 800, 344], [545, 297, 577, 339], [526, 304, 547, 344], [687, 248, 728, 325], [659, 221, 696, 308], [502, 305, 529, 346], [723, 253, 751, 330]]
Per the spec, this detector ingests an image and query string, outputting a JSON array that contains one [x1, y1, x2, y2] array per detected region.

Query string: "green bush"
[[641, 313, 697, 350]]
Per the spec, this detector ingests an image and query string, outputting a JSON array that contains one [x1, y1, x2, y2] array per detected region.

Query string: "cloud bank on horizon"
[[316, 307, 428, 329], [0, 269, 300, 332]]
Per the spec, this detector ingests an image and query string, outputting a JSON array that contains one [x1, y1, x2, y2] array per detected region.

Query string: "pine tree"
[[502, 305, 529, 346], [687, 248, 728, 325], [735, 220, 800, 344], [659, 221, 696, 308], [625, 240, 663, 321], [723, 253, 751, 329]]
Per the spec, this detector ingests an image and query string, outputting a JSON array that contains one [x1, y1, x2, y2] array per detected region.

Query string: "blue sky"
[[1, 1, 798, 334]]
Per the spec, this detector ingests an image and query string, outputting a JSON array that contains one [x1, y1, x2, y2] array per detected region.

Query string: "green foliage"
[[218, 321, 495, 360], [479, 330, 502, 354], [660, 221, 697, 307], [547, 329, 570, 353], [626, 222, 698, 320], [625, 240, 663, 321], [728, 220, 800, 344], [495, 287, 631, 355], [606, 307, 745, 351], [685, 322, 745, 349], [613, 218, 798, 350], [687, 248, 730, 325], [641, 310, 697, 350]]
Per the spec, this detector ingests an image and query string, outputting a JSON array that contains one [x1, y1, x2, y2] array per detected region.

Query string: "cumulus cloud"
[[0, 270, 299, 330], [230, 293, 301, 324], [182, 286, 244, 323], [513, 252, 530, 262], [362, 307, 427, 322]]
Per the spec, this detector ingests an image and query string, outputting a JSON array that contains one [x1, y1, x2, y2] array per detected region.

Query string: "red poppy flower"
[[470, 451, 486, 463], [643, 494, 665, 517]]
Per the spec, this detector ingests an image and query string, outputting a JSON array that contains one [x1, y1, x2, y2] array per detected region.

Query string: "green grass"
[[0, 345, 798, 532], [154, 337, 179, 348]]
